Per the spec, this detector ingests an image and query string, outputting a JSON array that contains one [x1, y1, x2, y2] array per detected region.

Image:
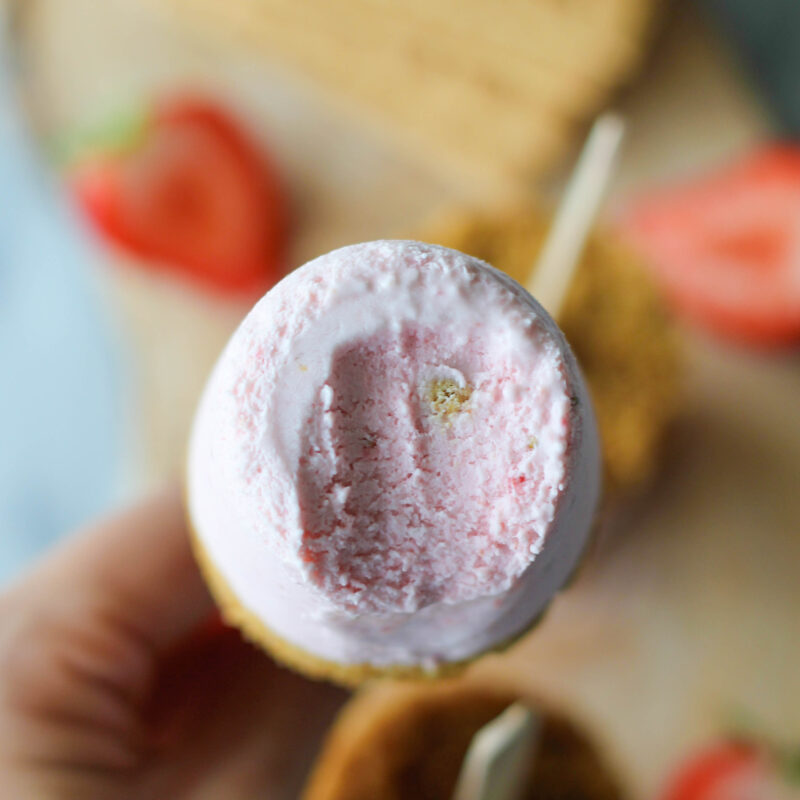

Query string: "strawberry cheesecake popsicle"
[[187, 240, 600, 684]]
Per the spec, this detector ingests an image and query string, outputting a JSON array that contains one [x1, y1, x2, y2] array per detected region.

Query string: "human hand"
[[0, 488, 346, 799]]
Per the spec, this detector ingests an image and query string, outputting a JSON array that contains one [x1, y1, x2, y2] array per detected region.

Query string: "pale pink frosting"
[[188, 241, 600, 668]]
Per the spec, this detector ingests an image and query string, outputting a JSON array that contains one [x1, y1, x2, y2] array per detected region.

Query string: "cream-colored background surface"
[[19, 2, 799, 797]]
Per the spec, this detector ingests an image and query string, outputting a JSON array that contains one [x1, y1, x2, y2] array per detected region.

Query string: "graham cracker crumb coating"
[[428, 378, 472, 420]]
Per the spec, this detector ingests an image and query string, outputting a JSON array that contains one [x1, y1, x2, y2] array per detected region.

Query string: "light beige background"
[[19, 2, 800, 796]]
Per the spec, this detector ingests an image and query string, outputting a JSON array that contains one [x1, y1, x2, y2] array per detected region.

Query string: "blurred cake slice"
[[148, 0, 661, 194]]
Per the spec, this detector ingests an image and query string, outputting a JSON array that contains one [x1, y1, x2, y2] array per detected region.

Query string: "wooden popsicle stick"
[[528, 112, 626, 318], [451, 703, 541, 800]]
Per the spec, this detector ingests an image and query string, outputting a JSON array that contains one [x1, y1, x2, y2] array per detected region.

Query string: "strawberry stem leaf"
[[51, 104, 151, 167]]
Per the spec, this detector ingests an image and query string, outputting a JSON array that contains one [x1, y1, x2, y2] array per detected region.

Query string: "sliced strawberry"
[[661, 742, 763, 800], [661, 739, 800, 800], [618, 145, 800, 347], [70, 95, 288, 298]]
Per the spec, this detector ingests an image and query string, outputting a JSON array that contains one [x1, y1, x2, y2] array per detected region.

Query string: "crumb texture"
[[297, 321, 568, 614]]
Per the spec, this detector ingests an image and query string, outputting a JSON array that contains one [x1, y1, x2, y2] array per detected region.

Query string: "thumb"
[[0, 486, 214, 730], [0, 487, 216, 788], [20, 484, 214, 656]]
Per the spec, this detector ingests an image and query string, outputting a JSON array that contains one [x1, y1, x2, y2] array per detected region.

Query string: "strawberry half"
[[69, 96, 288, 298], [618, 145, 800, 347], [661, 740, 800, 800]]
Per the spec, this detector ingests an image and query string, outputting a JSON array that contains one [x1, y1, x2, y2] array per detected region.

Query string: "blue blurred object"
[[0, 37, 123, 581], [702, 0, 800, 134]]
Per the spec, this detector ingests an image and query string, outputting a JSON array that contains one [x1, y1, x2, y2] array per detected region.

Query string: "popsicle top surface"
[[188, 241, 600, 670]]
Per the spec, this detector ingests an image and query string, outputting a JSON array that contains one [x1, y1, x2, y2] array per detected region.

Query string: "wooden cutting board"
[[19, 2, 800, 798]]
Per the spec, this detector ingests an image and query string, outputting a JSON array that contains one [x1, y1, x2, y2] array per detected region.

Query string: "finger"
[[136, 636, 348, 799], [0, 486, 215, 776], [17, 484, 213, 657]]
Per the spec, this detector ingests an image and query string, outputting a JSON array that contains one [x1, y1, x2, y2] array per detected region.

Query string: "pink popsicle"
[[188, 240, 600, 673]]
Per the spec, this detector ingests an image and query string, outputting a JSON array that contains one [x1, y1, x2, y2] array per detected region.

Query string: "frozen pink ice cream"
[[188, 240, 600, 669]]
